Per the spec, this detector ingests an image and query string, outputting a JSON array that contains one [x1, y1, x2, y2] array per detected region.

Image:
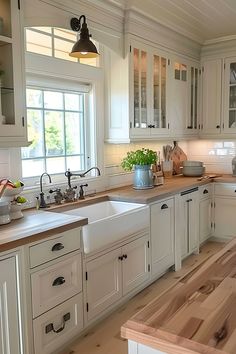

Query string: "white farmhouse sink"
[[63, 201, 149, 254]]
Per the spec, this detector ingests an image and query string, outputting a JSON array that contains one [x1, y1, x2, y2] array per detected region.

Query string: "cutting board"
[[170, 141, 187, 175]]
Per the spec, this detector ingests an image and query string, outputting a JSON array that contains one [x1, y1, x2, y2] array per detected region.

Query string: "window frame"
[[22, 85, 91, 179]]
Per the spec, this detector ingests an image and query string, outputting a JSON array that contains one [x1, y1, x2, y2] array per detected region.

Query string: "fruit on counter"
[[15, 196, 27, 204], [13, 180, 24, 188]]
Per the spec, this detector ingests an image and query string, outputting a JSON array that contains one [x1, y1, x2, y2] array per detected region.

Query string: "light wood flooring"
[[62, 241, 224, 354]]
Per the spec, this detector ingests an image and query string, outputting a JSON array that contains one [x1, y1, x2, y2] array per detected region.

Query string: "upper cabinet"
[[129, 43, 170, 139], [168, 58, 200, 138], [105, 38, 200, 143], [223, 57, 236, 133], [0, 0, 28, 147]]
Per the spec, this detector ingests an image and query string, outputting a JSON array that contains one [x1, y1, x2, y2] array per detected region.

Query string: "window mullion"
[[42, 90, 47, 172]]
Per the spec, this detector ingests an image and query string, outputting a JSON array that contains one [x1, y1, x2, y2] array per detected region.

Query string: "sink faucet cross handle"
[[79, 183, 88, 200]]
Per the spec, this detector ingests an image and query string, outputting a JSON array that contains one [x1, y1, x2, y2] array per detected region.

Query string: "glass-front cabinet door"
[[130, 42, 170, 138], [188, 65, 199, 132], [0, 0, 27, 145], [223, 57, 236, 133]]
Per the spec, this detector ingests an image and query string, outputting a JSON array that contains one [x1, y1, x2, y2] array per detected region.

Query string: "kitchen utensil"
[[162, 160, 173, 178]]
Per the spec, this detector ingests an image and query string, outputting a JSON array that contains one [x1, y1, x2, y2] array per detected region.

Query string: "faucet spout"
[[80, 167, 101, 178], [39, 172, 52, 208], [65, 166, 101, 184]]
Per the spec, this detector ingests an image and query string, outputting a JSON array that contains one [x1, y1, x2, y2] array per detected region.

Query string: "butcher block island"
[[122, 238, 236, 354]]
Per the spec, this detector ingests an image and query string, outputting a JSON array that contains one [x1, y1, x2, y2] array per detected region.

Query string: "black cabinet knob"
[[51, 243, 64, 252], [203, 189, 209, 194], [161, 204, 168, 209], [216, 125, 220, 129]]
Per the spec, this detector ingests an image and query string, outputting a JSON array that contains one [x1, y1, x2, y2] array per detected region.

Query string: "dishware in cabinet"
[[0, 0, 28, 146]]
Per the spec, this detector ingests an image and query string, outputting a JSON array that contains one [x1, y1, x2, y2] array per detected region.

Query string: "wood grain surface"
[[121, 238, 236, 354]]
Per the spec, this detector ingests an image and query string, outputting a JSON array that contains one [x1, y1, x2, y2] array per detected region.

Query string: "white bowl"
[[183, 161, 203, 167], [3, 186, 24, 197]]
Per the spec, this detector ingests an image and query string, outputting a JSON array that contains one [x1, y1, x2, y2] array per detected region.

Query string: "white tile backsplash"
[[0, 149, 10, 179]]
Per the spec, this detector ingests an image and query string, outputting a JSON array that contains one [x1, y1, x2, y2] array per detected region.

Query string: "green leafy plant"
[[121, 148, 157, 171]]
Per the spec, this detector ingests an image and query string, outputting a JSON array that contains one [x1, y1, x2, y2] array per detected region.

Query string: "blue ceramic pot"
[[133, 165, 153, 189]]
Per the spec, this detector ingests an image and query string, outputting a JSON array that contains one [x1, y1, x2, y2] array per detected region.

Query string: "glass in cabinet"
[[0, 0, 27, 144], [224, 58, 236, 132], [153, 55, 167, 130]]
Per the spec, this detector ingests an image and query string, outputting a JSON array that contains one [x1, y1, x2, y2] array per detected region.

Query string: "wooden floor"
[[63, 241, 223, 354]]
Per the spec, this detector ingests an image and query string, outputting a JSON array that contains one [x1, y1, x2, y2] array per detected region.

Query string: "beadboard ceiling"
[[106, 0, 236, 44]]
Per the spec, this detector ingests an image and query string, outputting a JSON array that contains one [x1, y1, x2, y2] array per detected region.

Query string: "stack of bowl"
[[182, 161, 205, 177]]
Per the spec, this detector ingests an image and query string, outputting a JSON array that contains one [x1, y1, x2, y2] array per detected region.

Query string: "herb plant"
[[121, 148, 157, 171]]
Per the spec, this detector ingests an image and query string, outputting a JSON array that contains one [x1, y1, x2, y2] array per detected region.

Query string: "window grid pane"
[[22, 88, 86, 178]]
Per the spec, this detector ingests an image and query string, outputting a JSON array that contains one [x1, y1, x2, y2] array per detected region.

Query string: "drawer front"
[[199, 184, 212, 200], [31, 252, 82, 318], [214, 183, 236, 197], [33, 293, 83, 354], [29, 228, 81, 268]]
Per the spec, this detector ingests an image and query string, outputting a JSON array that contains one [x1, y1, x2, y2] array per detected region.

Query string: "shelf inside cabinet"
[[0, 35, 12, 45], [1, 86, 14, 94]]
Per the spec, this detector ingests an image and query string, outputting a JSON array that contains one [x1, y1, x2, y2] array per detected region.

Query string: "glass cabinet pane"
[[133, 48, 147, 128], [153, 55, 160, 127], [194, 68, 198, 129], [190, 67, 198, 130], [228, 62, 236, 128], [140, 51, 147, 127], [161, 58, 166, 128], [133, 48, 139, 128]]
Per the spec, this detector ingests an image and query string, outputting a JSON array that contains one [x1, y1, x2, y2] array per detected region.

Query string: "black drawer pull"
[[118, 256, 123, 261], [123, 254, 127, 259], [216, 125, 220, 129], [51, 243, 64, 252], [203, 189, 209, 194], [161, 204, 168, 209], [186, 199, 193, 203], [52, 276, 65, 286], [45, 312, 70, 334]]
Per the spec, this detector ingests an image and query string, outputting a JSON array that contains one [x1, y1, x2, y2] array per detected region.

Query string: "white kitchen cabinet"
[[199, 185, 212, 244], [214, 196, 236, 239], [169, 58, 200, 137], [85, 248, 122, 321], [122, 235, 150, 295], [223, 57, 236, 133], [0, 0, 28, 147], [200, 59, 222, 135], [150, 198, 174, 278], [85, 233, 150, 322], [0, 254, 22, 354], [178, 188, 199, 259]]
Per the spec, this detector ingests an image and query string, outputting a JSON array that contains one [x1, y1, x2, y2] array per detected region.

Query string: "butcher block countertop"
[[0, 210, 87, 252], [122, 238, 236, 354]]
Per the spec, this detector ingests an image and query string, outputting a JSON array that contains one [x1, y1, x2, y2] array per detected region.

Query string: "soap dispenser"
[[232, 156, 236, 176]]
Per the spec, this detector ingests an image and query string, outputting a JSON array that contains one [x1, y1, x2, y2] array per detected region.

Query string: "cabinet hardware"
[[161, 204, 168, 209], [203, 189, 209, 194], [85, 271, 88, 281], [186, 198, 192, 203], [181, 187, 198, 196], [86, 303, 89, 312], [168, 59, 170, 65], [130, 122, 132, 129], [22, 117, 25, 127], [45, 312, 70, 334], [148, 124, 155, 128], [168, 123, 170, 129], [198, 124, 201, 129], [118, 255, 123, 261], [211, 202, 213, 208], [216, 125, 220, 129], [123, 254, 127, 259], [224, 63, 225, 70], [51, 242, 64, 252], [147, 241, 150, 248], [18, 0, 20, 9], [52, 276, 65, 286], [130, 45, 131, 53], [211, 222, 213, 228], [187, 126, 193, 129], [148, 264, 150, 272]]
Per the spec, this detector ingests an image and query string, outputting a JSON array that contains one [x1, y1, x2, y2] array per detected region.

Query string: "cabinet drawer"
[[31, 252, 82, 318], [214, 183, 236, 197], [33, 293, 83, 354], [29, 228, 80, 268], [199, 184, 212, 200]]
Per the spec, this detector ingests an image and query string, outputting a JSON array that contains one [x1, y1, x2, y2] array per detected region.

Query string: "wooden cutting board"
[[170, 141, 187, 175]]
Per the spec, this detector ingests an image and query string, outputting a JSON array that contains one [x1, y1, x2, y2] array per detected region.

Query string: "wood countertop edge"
[[121, 321, 227, 354], [0, 218, 87, 252]]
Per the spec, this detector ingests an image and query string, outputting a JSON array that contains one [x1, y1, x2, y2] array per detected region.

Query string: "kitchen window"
[[21, 86, 91, 178]]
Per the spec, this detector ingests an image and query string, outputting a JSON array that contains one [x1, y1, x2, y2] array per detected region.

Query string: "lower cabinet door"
[[85, 248, 122, 322], [33, 293, 83, 354], [214, 197, 236, 238], [150, 199, 175, 277], [199, 198, 212, 243], [122, 235, 150, 296], [0, 256, 21, 354]]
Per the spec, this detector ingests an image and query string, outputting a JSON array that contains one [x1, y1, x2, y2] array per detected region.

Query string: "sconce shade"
[[69, 17, 99, 59]]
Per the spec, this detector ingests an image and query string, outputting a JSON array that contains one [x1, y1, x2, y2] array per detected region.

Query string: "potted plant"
[[121, 148, 157, 189]]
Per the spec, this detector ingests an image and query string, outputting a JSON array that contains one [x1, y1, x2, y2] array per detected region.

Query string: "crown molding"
[[125, 9, 201, 60], [204, 35, 236, 45]]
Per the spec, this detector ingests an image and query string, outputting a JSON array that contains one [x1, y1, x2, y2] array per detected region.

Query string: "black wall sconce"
[[69, 16, 99, 59]]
